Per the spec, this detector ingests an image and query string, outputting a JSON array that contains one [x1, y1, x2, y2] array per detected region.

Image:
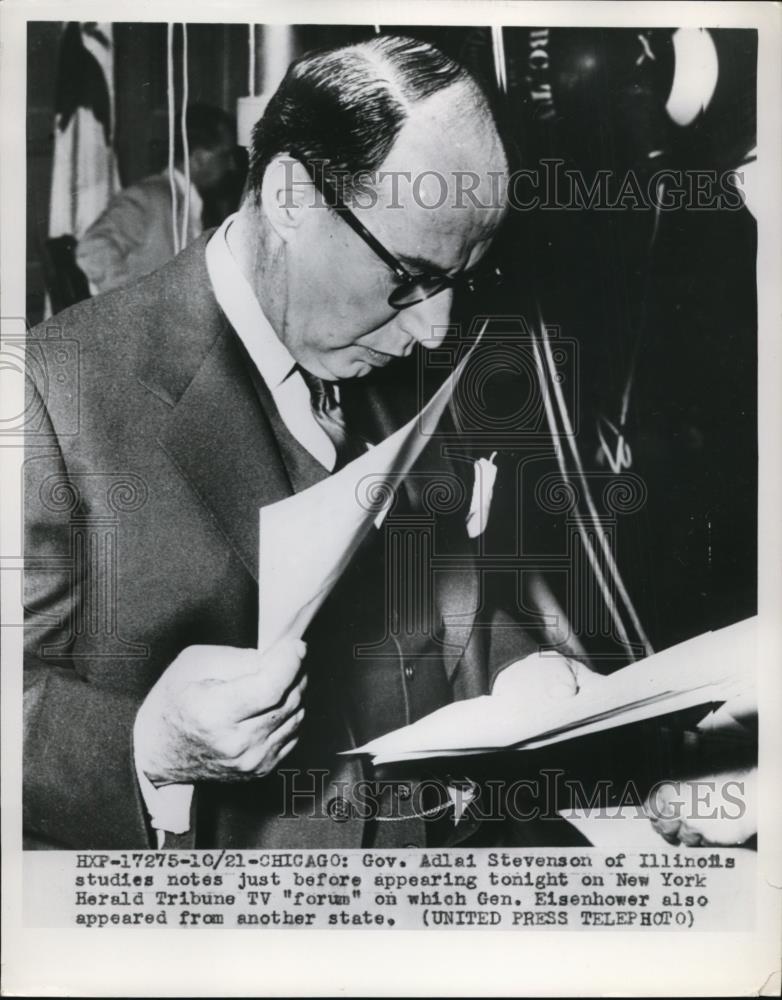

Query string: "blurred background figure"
[[75, 102, 237, 293]]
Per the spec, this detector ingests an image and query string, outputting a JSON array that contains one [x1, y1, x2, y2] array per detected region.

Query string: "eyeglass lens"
[[388, 267, 504, 309]]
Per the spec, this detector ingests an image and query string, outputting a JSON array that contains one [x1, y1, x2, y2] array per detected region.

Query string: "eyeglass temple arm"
[[300, 159, 412, 282], [329, 201, 411, 281]]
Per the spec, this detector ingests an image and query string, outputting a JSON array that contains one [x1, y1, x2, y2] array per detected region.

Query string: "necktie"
[[299, 368, 366, 472]]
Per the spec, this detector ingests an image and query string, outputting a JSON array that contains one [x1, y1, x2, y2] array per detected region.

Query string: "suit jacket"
[[23, 233, 537, 849], [75, 171, 202, 294]]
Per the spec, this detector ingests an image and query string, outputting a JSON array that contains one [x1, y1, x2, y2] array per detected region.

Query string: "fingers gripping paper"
[[346, 617, 756, 764], [257, 324, 485, 655]]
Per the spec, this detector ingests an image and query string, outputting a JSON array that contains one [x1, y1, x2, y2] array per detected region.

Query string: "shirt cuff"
[[132, 737, 194, 848]]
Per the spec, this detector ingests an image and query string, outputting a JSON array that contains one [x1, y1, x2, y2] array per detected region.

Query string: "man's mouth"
[[363, 345, 397, 366]]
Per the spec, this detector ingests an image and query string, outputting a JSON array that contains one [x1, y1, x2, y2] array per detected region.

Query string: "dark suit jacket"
[[23, 234, 537, 849]]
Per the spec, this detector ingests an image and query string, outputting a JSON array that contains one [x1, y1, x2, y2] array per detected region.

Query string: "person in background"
[[76, 103, 237, 293], [645, 690, 758, 847]]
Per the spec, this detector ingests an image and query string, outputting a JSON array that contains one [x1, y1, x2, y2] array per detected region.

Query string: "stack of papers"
[[342, 617, 756, 765]]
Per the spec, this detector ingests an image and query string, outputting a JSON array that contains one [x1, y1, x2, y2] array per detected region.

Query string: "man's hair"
[[174, 103, 236, 161], [248, 35, 492, 198]]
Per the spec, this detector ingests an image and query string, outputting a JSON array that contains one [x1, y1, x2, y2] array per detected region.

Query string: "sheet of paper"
[[557, 806, 667, 850], [257, 323, 485, 653], [344, 617, 756, 762]]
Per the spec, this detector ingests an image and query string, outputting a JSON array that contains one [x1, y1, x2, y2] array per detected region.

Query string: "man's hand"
[[492, 651, 604, 702], [644, 769, 757, 847], [134, 640, 307, 786]]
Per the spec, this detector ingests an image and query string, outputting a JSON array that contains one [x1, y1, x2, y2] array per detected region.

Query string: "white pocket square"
[[466, 451, 498, 539]]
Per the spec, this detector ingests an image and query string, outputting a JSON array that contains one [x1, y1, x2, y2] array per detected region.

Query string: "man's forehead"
[[379, 89, 506, 192], [363, 90, 508, 268], [364, 191, 504, 276]]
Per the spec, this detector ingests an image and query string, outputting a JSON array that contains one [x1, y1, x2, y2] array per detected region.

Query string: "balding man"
[[24, 36, 589, 850]]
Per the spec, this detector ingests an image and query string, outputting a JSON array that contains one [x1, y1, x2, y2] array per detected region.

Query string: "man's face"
[[192, 129, 236, 194], [280, 88, 508, 380]]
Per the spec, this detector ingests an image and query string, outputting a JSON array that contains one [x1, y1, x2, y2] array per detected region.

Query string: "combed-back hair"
[[248, 35, 491, 199]]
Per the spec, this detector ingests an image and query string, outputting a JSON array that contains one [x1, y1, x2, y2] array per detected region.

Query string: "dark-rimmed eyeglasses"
[[294, 155, 504, 310]]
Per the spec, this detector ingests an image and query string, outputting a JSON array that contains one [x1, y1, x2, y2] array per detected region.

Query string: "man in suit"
[[24, 36, 589, 850], [76, 103, 237, 294]]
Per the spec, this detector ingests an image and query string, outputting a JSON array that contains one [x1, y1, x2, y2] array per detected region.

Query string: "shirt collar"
[[205, 213, 298, 390]]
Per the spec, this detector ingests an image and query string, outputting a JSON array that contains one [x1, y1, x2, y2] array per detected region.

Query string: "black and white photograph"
[[1, 0, 780, 995]]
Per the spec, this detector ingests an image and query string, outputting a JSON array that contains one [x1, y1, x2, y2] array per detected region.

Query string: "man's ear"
[[261, 155, 314, 241]]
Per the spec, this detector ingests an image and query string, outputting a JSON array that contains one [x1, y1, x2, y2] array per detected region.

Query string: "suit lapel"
[[157, 324, 293, 583], [439, 565, 482, 683], [345, 365, 481, 684], [134, 233, 293, 584], [146, 237, 482, 683], [433, 451, 482, 684]]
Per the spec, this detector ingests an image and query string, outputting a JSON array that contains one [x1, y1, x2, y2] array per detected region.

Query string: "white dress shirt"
[[134, 213, 342, 844], [208, 213, 339, 469]]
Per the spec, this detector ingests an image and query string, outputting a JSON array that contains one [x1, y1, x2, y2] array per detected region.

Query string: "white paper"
[[345, 617, 756, 762], [557, 805, 667, 850], [257, 323, 485, 653]]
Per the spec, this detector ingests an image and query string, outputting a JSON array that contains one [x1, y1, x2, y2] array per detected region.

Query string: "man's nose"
[[399, 288, 453, 350]]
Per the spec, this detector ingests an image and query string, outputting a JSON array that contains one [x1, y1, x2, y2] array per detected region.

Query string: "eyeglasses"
[[294, 155, 504, 310]]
